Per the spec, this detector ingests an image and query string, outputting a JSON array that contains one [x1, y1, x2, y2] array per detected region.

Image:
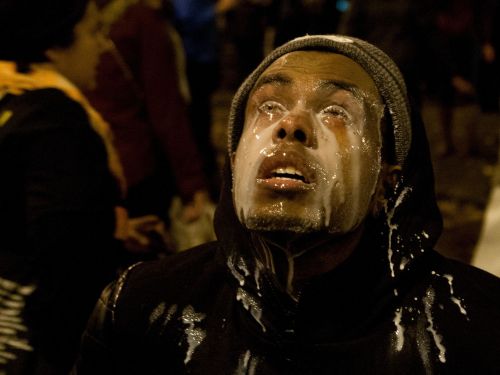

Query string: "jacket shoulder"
[[0, 89, 89, 135], [440, 255, 500, 306]]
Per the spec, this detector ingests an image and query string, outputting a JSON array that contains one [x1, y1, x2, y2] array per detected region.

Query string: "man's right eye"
[[258, 101, 286, 116]]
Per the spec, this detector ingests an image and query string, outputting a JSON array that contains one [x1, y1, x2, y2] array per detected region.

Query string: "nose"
[[272, 110, 316, 148]]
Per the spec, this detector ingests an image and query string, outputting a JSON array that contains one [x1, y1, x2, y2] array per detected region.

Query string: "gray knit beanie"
[[228, 34, 411, 166]]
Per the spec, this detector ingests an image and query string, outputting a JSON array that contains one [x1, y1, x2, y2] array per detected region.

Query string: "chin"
[[240, 210, 326, 233]]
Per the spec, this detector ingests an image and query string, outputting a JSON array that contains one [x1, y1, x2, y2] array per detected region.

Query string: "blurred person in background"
[[225, 0, 273, 86], [170, 0, 239, 198], [339, 0, 436, 107], [476, 0, 499, 113], [340, 0, 496, 158], [428, 0, 484, 157], [0, 0, 127, 372], [89, 0, 213, 256]]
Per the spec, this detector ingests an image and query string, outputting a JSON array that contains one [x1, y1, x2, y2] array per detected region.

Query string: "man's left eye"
[[319, 105, 350, 120]]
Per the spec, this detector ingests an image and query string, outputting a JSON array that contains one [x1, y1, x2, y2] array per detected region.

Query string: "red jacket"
[[87, 3, 206, 201]]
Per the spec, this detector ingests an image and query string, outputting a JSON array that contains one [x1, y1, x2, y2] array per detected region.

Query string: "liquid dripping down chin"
[[233, 117, 275, 223]]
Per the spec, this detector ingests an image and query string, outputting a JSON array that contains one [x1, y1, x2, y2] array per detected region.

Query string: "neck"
[[253, 225, 365, 296]]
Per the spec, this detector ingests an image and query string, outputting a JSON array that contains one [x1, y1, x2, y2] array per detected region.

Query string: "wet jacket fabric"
[[73, 37, 500, 374]]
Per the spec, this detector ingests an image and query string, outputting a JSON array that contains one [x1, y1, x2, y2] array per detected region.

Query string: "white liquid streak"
[[181, 306, 206, 364], [386, 187, 412, 278], [442, 274, 468, 317], [423, 288, 447, 363], [236, 288, 266, 333], [393, 307, 405, 351]]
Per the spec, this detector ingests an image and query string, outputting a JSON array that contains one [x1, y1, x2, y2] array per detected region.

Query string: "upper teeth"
[[273, 167, 303, 177]]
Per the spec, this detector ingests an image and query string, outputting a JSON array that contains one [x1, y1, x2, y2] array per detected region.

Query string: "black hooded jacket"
[[73, 36, 500, 374]]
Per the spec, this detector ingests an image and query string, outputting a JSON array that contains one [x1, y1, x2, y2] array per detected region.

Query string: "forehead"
[[252, 51, 381, 102]]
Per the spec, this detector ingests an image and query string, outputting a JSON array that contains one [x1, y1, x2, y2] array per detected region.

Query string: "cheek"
[[232, 117, 276, 210], [341, 132, 381, 225], [314, 124, 381, 231]]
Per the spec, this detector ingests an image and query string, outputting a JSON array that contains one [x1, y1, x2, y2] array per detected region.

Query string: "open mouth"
[[269, 166, 307, 183], [256, 152, 316, 191]]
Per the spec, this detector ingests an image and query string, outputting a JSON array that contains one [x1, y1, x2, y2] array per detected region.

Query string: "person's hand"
[[181, 190, 211, 223], [125, 215, 173, 253]]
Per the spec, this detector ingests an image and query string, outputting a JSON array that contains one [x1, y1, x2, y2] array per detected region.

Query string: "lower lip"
[[257, 178, 314, 192]]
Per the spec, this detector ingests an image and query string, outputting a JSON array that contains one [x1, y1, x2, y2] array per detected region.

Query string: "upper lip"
[[257, 149, 317, 184]]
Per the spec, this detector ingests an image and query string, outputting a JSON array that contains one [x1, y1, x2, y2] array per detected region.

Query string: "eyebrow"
[[317, 79, 373, 105], [316, 79, 357, 94], [253, 73, 292, 92], [253, 74, 358, 95]]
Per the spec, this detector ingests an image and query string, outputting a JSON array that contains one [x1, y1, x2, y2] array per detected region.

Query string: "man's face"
[[232, 51, 384, 234]]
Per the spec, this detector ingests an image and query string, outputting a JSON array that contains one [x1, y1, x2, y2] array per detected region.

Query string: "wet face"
[[233, 51, 384, 234], [45, 1, 107, 90]]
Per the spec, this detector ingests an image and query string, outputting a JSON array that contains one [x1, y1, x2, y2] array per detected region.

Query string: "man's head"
[[0, 0, 107, 90], [229, 35, 411, 236]]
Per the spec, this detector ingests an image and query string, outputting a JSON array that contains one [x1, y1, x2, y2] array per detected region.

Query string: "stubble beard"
[[239, 206, 326, 233]]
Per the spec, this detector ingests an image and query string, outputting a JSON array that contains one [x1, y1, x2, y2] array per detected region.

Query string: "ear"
[[371, 163, 402, 216]]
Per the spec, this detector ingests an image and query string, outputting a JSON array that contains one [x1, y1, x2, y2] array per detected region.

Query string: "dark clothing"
[[74, 241, 500, 374], [74, 106, 500, 373], [0, 89, 122, 373]]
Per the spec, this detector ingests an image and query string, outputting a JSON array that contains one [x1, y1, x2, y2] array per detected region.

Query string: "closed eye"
[[318, 105, 353, 129], [320, 105, 350, 120], [259, 101, 287, 116]]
